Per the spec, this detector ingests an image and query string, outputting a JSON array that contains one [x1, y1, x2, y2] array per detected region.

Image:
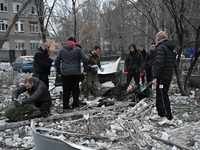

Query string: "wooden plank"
[[0, 101, 130, 131]]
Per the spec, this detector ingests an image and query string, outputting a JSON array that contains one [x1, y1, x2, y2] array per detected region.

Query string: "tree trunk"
[[72, 0, 77, 38]]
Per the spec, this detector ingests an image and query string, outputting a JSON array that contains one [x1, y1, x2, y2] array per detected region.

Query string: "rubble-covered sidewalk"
[[0, 63, 200, 150]]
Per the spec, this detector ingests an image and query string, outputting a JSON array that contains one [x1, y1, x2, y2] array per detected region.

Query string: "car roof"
[[19, 56, 34, 58]]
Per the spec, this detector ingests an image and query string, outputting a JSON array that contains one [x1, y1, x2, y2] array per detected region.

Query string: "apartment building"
[[0, 0, 41, 55]]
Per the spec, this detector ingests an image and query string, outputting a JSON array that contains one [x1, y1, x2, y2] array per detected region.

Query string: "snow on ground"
[[0, 63, 200, 150]]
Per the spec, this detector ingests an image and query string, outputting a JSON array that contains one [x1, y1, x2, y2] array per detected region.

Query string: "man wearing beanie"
[[124, 43, 144, 89], [55, 37, 88, 113]]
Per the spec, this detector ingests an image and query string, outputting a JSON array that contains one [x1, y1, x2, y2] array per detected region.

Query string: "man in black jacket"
[[55, 37, 88, 112], [144, 42, 156, 87], [33, 42, 53, 89], [150, 31, 176, 125], [12, 77, 52, 113], [139, 45, 147, 85], [124, 43, 144, 89]]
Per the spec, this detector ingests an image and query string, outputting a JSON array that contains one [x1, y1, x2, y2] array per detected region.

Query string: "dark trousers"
[[125, 70, 140, 89], [146, 69, 153, 83], [39, 73, 49, 89], [62, 75, 80, 109], [33, 71, 49, 89], [141, 73, 145, 84], [35, 100, 52, 113], [156, 78, 172, 120]]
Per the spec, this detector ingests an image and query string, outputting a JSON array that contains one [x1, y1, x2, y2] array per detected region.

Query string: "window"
[[15, 40, 25, 50], [55, 46, 59, 50], [14, 21, 24, 32], [0, 20, 8, 31], [0, 41, 9, 50], [30, 40, 39, 50], [28, 4, 37, 15], [29, 23, 39, 33], [13, 2, 22, 13], [0, 0, 7, 12]]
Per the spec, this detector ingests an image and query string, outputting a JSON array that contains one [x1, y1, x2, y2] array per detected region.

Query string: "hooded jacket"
[[55, 41, 88, 75], [33, 47, 52, 75], [152, 38, 176, 80], [124, 43, 143, 73], [12, 77, 52, 105]]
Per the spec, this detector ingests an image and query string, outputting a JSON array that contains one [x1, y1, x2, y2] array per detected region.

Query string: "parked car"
[[12, 56, 34, 73]]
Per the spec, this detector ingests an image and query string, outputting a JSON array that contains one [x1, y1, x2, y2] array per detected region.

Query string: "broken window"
[[30, 40, 39, 50], [13, 1, 22, 13], [29, 3, 37, 15], [15, 39, 25, 50], [0, 20, 8, 31], [0, 0, 7, 12], [29, 22, 39, 33], [14, 21, 24, 32]]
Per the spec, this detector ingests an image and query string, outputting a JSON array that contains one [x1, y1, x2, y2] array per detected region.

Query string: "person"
[[83, 46, 104, 102], [55, 37, 88, 112], [150, 31, 176, 125], [32, 42, 53, 89], [12, 77, 52, 114], [139, 45, 147, 85], [144, 42, 156, 88], [124, 43, 144, 89]]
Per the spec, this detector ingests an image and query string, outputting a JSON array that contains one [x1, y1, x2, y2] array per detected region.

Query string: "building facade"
[[0, 0, 41, 56]]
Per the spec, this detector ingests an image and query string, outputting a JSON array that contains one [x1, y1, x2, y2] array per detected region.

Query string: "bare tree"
[[0, 0, 32, 49], [34, 0, 57, 42]]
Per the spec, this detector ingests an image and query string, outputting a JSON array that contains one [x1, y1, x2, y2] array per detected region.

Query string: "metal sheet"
[[31, 120, 95, 150]]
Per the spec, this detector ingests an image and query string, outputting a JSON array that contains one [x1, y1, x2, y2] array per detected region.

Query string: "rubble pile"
[[0, 63, 200, 150]]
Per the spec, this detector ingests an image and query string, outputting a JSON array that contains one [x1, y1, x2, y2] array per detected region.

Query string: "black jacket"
[[140, 49, 147, 60], [124, 43, 143, 73], [33, 47, 52, 76], [144, 50, 155, 70], [12, 77, 52, 105], [152, 38, 176, 80]]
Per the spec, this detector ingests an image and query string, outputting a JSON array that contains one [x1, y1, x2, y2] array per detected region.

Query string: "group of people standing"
[[10, 31, 176, 125], [124, 42, 156, 89], [124, 31, 176, 125]]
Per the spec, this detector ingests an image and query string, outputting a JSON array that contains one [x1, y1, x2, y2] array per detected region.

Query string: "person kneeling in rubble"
[[89, 84, 147, 107], [5, 77, 52, 122]]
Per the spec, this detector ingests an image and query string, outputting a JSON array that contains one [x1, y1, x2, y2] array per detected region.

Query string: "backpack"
[[5, 102, 41, 122]]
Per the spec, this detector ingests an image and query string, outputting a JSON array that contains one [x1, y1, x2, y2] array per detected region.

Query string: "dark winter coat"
[[152, 38, 176, 80], [33, 47, 52, 76], [144, 50, 156, 70], [12, 77, 52, 105], [140, 49, 147, 60], [55, 41, 88, 75], [124, 43, 144, 73]]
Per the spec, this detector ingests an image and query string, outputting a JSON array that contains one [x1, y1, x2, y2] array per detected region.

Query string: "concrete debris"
[[0, 63, 200, 149]]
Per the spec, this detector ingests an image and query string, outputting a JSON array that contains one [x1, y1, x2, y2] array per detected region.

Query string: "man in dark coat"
[[151, 31, 176, 125], [139, 45, 147, 85], [124, 43, 144, 89], [12, 77, 52, 113], [32, 42, 53, 89], [55, 37, 88, 112], [144, 42, 156, 87]]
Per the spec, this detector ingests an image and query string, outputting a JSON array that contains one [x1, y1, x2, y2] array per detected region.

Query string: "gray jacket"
[[55, 43, 88, 75]]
